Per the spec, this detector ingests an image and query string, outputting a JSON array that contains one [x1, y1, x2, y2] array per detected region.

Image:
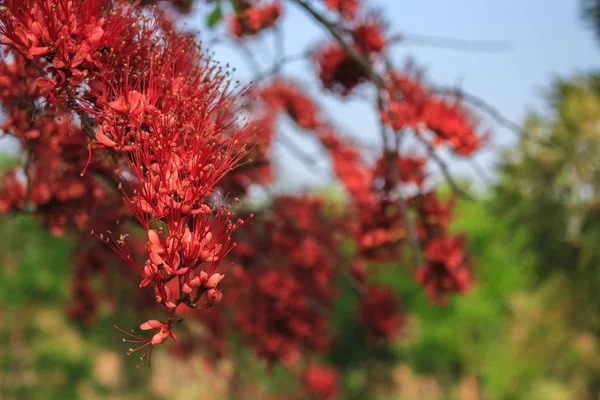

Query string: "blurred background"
[[3, 0, 600, 399]]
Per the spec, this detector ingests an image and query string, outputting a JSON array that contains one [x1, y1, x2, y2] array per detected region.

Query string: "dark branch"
[[436, 86, 525, 137], [415, 135, 475, 201]]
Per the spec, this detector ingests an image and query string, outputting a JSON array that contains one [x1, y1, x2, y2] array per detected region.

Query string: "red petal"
[[96, 132, 116, 148], [140, 320, 163, 330], [29, 46, 50, 56]]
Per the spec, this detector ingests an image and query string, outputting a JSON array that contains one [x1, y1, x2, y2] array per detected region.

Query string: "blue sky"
[[189, 0, 600, 190]]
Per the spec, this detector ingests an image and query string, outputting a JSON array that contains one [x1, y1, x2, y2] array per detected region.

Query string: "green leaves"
[[207, 0, 223, 28]]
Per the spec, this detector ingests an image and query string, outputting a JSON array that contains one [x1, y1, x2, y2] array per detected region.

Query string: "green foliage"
[[493, 73, 600, 334], [207, 0, 223, 27], [583, 0, 600, 44]]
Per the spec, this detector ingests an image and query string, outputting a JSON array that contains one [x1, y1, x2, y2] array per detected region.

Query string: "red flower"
[[415, 235, 473, 305], [304, 364, 340, 400], [323, 0, 359, 20], [258, 80, 320, 130], [314, 42, 368, 96], [358, 286, 405, 339], [229, 2, 282, 38], [115, 319, 178, 365], [384, 71, 484, 155]]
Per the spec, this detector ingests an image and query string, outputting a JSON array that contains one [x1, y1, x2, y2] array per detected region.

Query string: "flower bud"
[[207, 288, 223, 305], [204, 273, 225, 288]]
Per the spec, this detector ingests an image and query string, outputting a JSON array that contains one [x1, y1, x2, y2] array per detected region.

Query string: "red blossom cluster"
[[0, 56, 123, 234], [258, 80, 320, 130], [229, 1, 282, 38], [383, 72, 484, 155], [231, 196, 343, 365], [0, 0, 150, 109], [412, 192, 473, 305], [314, 16, 386, 96], [323, 0, 360, 20], [358, 285, 405, 339]]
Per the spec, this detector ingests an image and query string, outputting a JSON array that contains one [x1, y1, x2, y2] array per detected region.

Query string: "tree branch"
[[290, 0, 423, 269], [277, 132, 325, 174], [436, 86, 525, 137], [390, 33, 513, 53], [415, 134, 475, 201]]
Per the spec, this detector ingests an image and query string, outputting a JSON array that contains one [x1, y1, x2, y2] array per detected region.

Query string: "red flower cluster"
[[383, 72, 483, 155], [353, 17, 387, 55], [314, 42, 367, 96], [0, 54, 107, 231], [358, 285, 405, 339], [229, 1, 282, 38], [259, 80, 320, 130], [415, 235, 472, 305], [232, 196, 343, 365], [323, 0, 360, 20], [314, 16, 386, 96], [0, 0, 147, 108], [412, 192, 473, 305]]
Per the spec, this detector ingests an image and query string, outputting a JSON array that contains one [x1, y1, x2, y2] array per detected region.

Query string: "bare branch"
[[273, 24, 286, 71], [252, 50, 313, 83], [390, 33, 513, 53], [277, 132, 325, 174], [467, 157, 494, 186], [436, 86, 525, 137], [415, 135, 475, 201]]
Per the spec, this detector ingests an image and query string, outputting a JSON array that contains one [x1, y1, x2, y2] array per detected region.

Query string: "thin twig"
[[273, 23, 285, 71], [277, 132, 324, 174], [390, 33, 513, 53], [237, 43, 263, 76], [467, 157, 494, 186], [252, 50, 312, 83], [389, 129, 422, 268], [436, 86, 524, 137], [415, 135, 475, 201]]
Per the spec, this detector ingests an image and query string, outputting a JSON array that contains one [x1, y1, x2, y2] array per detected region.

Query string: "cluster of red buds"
[[258, 80, 321, 130], [323, 0, 360, 20], [412, 191, 473, 305], [358, 285, 405, 339], [314, 15, 386, 96], [231, 196, 343, 365], [383, 71, 484, 156], [229, 1, 282, 38]]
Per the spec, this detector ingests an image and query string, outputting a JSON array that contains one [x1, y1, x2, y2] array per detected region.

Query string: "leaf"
[[207, 0, 223, 28]]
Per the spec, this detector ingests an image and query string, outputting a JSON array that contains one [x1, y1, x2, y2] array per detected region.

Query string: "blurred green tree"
[[493, 73, 600, 334], [583, 0, 600, 43]]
